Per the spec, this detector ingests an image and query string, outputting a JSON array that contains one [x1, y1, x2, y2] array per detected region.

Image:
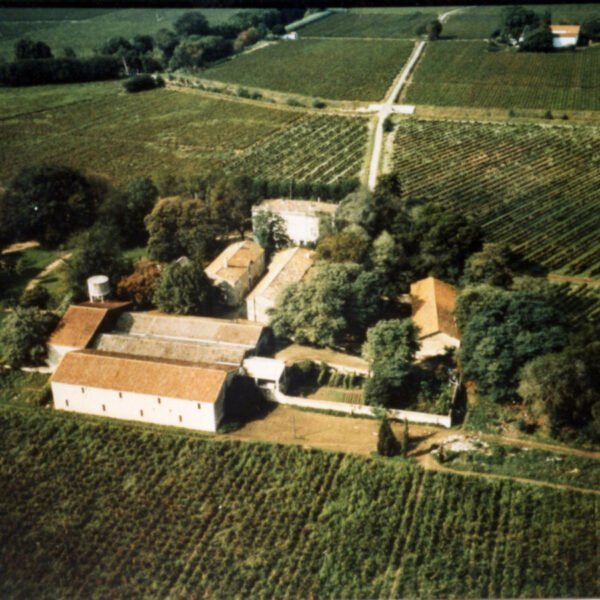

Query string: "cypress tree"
[[377, 418, 399, 457]]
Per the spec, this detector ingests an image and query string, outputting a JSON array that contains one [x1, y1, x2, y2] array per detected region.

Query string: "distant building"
[[550, 25, 580, 48], [410, 277, 460, 359], [48, 307, 267, 432], [282, 31, 298, 41], [246, 247, 315, 324], [205, 240, 265, 307], [252, 199, 338, 246]]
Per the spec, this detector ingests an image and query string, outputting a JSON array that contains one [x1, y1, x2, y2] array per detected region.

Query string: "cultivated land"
[[0, 405, 598, 599], [0, 82, 302, 186], [203, 38, 415, 101], [402, 42, 600, 111], [0, 8, 233, 61], [226, 113, 369, 185], [299, 9, 439, 38], [390, 120, 600, 277]]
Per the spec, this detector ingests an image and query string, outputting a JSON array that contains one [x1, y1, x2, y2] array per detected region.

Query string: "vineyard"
[[204, 38, 414, 101], [300, 9, 438, 38], [0, 406, 598, 598], [402, 42, 600, 111], [225, 113, 369, 185], [0, 82, 301, 185], [390, 120, 600, 277]]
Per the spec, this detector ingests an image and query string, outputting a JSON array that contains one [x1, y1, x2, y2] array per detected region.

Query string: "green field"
[[0, 405, 598, 599], [226, 113, 369, 184], [391, 120, 600, 277], [204, 39, 414, 101], [0, 8, 234, 61], [403, 42, 600, 111], [300, 9, 438, 38], [0, 81, 303, 186]]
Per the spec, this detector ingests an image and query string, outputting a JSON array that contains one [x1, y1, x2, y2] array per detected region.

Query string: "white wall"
[[553, 36, 577, 48], [416, 333, 460, 360], [52, 382, 225, 432], [47, 344, 78, 370], [246, 293, 273, 324], [282, 213, 320, 245], [270, 390, 452, 428]]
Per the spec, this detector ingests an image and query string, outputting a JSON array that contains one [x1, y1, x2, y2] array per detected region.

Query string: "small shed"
[[550, 25, 580, 48]]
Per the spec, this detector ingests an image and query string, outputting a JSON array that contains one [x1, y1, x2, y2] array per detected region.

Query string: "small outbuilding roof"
[[48, 305, 110, 348], [550, 25, 581, 37], [205, 240, 264, 285], [51, 350, 233, 404], [114, 312, 264, 348], [247, 247, 315, 303], [410, 277, 460, 340], [253, 199, 338, 217]]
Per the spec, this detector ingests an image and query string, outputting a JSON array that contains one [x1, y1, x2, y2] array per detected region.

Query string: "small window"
[[179, 415, 183, 423], [102, 404, 106, 413], [65, 399, 69, 407], [81, 387, 85, 394], [119, 392, 122, 399], [157, 397, 161, 405], [140, 410, 144, 417], [197, 403, 201, 410]]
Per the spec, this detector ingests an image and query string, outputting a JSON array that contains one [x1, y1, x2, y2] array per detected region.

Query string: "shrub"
[[20, 286, 50, 310], [123, 74, 164, 93], [237, 87, 251, 98], [312, 98, 326, 109], [544, 109, 553, 120], [286, 97, 304, 107], [383, 116, 394, 132]]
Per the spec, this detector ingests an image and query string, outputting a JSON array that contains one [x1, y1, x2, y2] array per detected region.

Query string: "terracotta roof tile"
[[410, 277, 460, 340], [205, 240, 264, 284], [48, 305, 110, 348]]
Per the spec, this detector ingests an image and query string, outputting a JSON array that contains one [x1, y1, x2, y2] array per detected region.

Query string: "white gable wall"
[[52, 382, 226, 432], [280, 212, 320, 245], [553, 36, 578, 48]]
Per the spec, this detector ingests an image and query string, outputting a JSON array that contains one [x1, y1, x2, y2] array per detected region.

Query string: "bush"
[[544, 109, 553, 120], [20, 286, 50, 310], [123, 74, 164, 93], [286, 97, 304, 107], [312, 98, 326, 109], [237, 87, 251, 98], [383, 116, 394, 132]]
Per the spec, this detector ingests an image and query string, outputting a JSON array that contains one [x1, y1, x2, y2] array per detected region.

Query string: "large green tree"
[[252, 211, 290, 255], [153, 261, 213, 315]]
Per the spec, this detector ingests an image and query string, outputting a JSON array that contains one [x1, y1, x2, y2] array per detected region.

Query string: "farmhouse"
[[205, 240, 265, 307], [51, 350, 234, 432], [550, 25, 580, 48], [246, 247, 315, 323], [410, 277, 460, 359], [48, 307, 267, 432], [252, 198, 338, 246]]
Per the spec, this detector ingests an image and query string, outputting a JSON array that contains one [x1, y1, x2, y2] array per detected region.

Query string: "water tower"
[[87, 275, 110, 303]]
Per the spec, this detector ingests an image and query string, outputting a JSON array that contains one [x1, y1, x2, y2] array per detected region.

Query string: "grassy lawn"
[[300, 9, 438, 38], [441, 441, 600, 491], [2, 248, 63, 301], [390, 120, 600, 277], [204, 38, 414, 101], [0, 404, 597, 598], [403, 41, 600, 111], [0, 8, 234, 61], [0, 81, 301, 187]]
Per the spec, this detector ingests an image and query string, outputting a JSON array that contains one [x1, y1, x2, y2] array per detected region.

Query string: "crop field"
[[226, 114, 369, 185], [0, 406, 598, 599], [402, 42, 600, 111], [390, 120, 600, 276], [0, 8, 233, 61], [299, 9, 438, 38], [0, 82, 303, 186], [204, 39, 414, 101]]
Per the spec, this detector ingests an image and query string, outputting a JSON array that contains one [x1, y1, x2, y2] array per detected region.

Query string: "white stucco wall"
[[246, 293, 273, 324], [46, 344, 79, 371], [553, 36, 578, 48], [281, 213, 320, 245], [416, 333, 460, 360], [52, 382, 225, 432]]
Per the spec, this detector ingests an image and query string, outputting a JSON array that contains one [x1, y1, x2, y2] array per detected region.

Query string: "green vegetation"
[[403, 42, 600, 111], [0, 371, 50, 406], [300, 9, 438, 38], [441, 441, 600, 491], [0, 8, 233, 61], [227, 114, 368, 185], [0, 82, 299, 186], [390, 120, 600, 276], [0, 405, 598, 598], [204, 38, 414, 101], [1, 248, 63, 301]]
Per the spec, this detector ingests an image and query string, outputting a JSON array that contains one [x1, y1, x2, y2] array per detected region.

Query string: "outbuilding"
[[550, 25, 580, 48]]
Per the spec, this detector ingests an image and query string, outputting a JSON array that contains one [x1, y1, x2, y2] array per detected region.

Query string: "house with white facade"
[[205, 240, 265, 307], [252, 199, 338, 246], [550, 25, 580, 48], [246, 247, 315, 323], [410, 277, 461, 359]]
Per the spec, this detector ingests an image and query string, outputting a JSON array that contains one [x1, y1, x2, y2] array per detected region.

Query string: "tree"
[[153, 261, 213, 315], [519, 350, 599, 439], [155, 29, 179, 61], [0, 307, 58, 368], [15, 38, 53, 60], [116, 259, 161, 309], [206, 174, 255, 239], [169, 35, 231, 70], [462, 243, 518, 288], [99, 36, 132, 56], [364, 376, 393, 407], [145, 197, 220, 263], [132, 34, 154, 54], [174, 12, 211, 37], [0, 166, 99, 247], [362, 319, 420, 389], [377, 417, 399, 457], [270, 263, 383, 349], [20, 285, 51, 310], [370, 230, 405, 296], [316, 229, 370, 264], [252, 211, 290, 255], [458, 286, 567, 403], [519, 26, 553, 52], [426, 19, 443, 41], [66, 225, 131, 301], [501, 6, 540, 40], [581, 17, 600, 43]]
